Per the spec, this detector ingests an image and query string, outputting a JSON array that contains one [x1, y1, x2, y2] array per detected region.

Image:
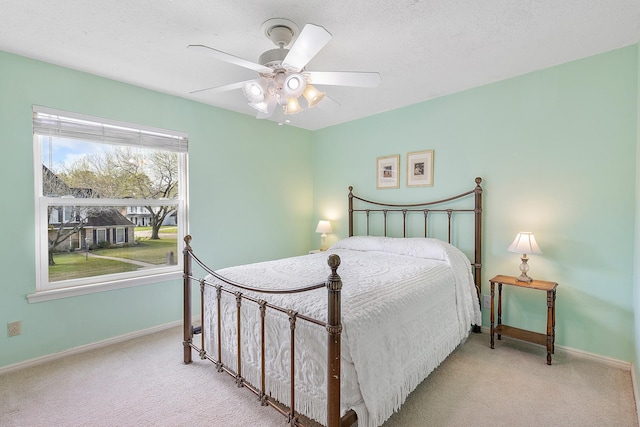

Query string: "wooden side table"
[[490, 275, 558, 365]]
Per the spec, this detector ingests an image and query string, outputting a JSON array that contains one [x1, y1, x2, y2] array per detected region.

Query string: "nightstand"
[[489, 275, 558, 365]]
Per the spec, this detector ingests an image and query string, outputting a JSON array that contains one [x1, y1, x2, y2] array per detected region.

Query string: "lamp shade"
[[283, 73, 307, 98], [242, 78, 267, 104], [507, 232, 542, 255], [315, 220, 332, 234], [284, 97, 303, 115], [249, 94, 272, 113], [302, 84, 325, 108]]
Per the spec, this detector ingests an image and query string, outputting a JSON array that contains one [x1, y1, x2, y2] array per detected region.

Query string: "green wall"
[[0, 51, 313, 368], [312, 46, 638, 362], [1, 44, 638, 370]]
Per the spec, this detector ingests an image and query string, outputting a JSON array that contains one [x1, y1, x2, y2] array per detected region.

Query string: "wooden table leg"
[[490, 281, 495, 349], [551, 289, 556, 354], [497, 283, 502, 340], [546, 289, 554, 365]]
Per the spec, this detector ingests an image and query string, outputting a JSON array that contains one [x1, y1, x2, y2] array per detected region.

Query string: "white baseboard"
[[555, 341, 631, 371], [0, 319, 187, 375], [479, 326, 631, 371]]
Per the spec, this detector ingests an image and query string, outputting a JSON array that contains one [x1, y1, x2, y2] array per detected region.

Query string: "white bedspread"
[[203, 237, 481, 427]]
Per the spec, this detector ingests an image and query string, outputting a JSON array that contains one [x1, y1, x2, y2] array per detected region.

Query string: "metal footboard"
[[182, 235, 349, 427]]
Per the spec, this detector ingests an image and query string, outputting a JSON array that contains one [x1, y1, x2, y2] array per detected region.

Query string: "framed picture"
[[407, 150, 434, 187], [376, 155, 400, 189]]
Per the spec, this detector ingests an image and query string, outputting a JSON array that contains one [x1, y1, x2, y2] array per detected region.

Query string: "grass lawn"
[[49, 237, 178, 282], [93, 238, 178, 264], [49, 252, 139, 282], [135, 226, 178, 234]]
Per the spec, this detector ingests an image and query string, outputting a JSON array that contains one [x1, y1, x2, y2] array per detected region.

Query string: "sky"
[[41, 136, 109, 172]]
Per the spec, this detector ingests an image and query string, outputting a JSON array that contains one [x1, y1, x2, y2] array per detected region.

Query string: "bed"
[[182, 177, 483, 427]]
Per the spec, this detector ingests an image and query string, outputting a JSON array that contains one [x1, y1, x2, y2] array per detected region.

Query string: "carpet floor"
[[0, 326, 637, 426]]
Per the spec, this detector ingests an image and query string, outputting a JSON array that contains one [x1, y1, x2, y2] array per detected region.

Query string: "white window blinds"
[[33, 106, 188, 153]]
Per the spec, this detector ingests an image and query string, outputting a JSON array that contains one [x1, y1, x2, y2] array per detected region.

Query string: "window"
[[96, 229, 107, 244], [115, 227, 125, 244], [31, 106, 189, 302], [63, 205, 75, 223]]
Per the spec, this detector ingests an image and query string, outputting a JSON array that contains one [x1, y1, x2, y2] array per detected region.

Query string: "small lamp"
[[315, 220, 332, 251], [507, 232, 542, 282]]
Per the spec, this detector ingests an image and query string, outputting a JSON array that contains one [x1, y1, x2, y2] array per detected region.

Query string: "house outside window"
[[31, 106, 189, 302]]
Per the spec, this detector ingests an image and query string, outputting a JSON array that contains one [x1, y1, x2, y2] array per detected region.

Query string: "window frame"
[[96, 228, 107, 245], [30, 106, 189, 303], [115, 227, 125, 244]]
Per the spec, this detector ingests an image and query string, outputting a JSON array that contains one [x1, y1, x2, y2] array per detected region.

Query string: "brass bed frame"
[[182, 177, 483, 427]]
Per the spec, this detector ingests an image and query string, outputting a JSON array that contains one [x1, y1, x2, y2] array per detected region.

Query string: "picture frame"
[[376, 154, 400, 189], [407, 150, 434, 187]]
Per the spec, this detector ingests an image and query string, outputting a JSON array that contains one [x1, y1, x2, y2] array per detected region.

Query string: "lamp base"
[[515, 273, 533, 283], [516, 255, 533, 282], [319, 234, 327, 251]]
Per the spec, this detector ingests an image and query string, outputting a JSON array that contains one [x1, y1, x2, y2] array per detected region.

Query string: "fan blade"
[[188, 44, 272, 74], [306, 71, 381, 88], [189, 80, 252, 95], [282, 24, 332, 71]]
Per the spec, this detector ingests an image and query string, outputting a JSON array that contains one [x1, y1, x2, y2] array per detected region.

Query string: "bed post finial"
[[326, 254, 342, 427], [184, 234, 192, 251], [475, 177, 482, 187], [327, 253, 341, 279]]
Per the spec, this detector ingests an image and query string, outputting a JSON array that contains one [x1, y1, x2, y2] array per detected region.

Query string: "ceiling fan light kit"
[[242, 79, 267, 104], [302, 84, 325, 108], [285, 97, 303, 114], [189, 17, 381, 121], [283, 73, 306, 98]]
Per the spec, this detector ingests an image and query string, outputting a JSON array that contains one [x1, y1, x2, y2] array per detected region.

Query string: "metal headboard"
[[348, 177, 483, 302]]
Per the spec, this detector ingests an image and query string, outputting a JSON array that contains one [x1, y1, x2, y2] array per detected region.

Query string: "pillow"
[[381, 237, 448, 261], [329, 236, 388, 252], [331, 236, 451, 261]]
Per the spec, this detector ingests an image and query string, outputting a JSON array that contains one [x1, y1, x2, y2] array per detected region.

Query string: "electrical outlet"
[[482, 295, 491, 309], [8, 321, 21, 337]]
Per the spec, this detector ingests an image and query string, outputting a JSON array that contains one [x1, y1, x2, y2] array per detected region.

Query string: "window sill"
[[27, 271, 182, 303]]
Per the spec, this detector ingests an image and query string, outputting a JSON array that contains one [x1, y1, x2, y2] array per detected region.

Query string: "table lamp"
[[315, 220, 332, 251], [507, 232, 542, 282]]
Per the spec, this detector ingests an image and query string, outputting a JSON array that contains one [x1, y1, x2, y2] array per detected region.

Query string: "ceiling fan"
[[188, 18, 381, 120]]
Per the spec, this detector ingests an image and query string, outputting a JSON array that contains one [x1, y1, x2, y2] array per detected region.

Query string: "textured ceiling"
[[1, 1, 639, 130]]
